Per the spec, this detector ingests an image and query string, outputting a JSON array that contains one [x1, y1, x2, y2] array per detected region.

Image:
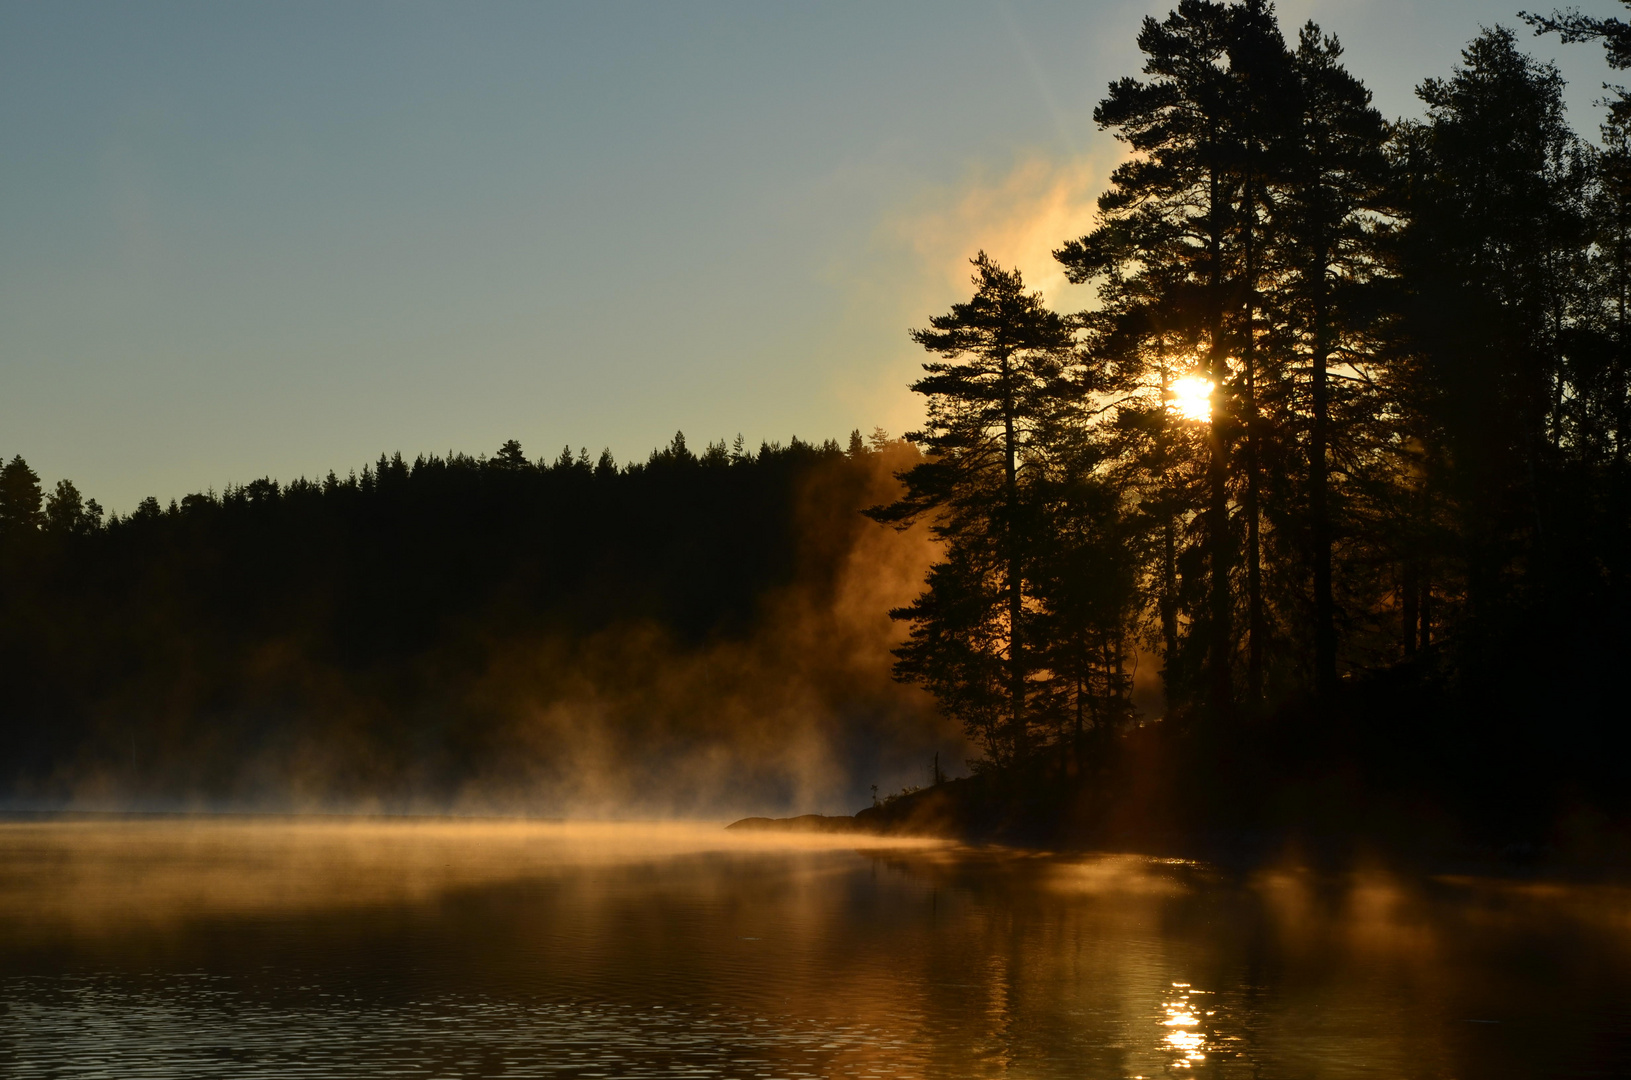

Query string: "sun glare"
[[1167, 376, 1214, 423]]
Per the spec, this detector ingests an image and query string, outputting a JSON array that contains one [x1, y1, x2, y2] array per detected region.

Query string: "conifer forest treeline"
[[0, 433, 946, 809], [4, 2, 1631, 841]]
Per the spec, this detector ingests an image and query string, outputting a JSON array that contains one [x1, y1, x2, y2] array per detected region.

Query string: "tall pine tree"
[[872, 254, 1073, 762]]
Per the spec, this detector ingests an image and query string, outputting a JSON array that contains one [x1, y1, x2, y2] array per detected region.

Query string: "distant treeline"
[[870, 4, 1631, 839], [0, 432, 947, 809]]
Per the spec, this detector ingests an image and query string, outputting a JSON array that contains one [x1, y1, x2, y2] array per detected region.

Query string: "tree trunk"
[[1074, 666, 1085, 769], [1419, 571, 1433, 651], [1401, 558, 1419, 658], [1002, 352, 1027, 759], [1310, 241, 1337, 699], [1157, 354, 1181, 706], [1161, 512, 1180, 692], [1618, 184, 1630, 462], [1241, 171, 1265, 706], [1206, 158, 1235, 715]]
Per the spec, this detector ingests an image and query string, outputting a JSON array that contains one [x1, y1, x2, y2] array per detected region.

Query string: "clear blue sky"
[[1, 0, 1620, 510]]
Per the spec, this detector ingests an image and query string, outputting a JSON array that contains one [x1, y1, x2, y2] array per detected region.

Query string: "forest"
[[863, 3, 1631, 857], [0, 433, 950, 812], [4, 2, 1631, 856]]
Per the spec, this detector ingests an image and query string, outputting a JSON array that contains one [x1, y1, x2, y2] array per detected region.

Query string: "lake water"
[[1, 819, 1628, 1079]]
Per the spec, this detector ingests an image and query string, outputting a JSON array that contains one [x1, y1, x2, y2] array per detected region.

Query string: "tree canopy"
[[878, 4, 1631, 840]]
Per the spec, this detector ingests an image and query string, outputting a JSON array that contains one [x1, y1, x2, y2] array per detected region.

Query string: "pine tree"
[[1026, 427, 1143, 753], [493, 439, 528, 470], [1522, 4, 1631, 121], [872, 254, 1073, 762], [1059, 0, 1260, 715], [1392, 28, 1590, 628], [1275, 22, 1389, 695], [0, 456, 43, 537], [1528, 7, 1631, 462], [1586, 118, 1631, 462]]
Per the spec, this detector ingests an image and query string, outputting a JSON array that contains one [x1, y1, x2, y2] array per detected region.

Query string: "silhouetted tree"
[[493, 439, 528, 470], [43, 479, 99, 536], [1060, 0, 1300, 714], [1523, 4, 1631, 120], [0, 456, 43, 537], [872, 253, 1073, 762], [1391, 27, 1590, 635], [1275, 22, 1390, 695], [1027, 439, 1143, 752]]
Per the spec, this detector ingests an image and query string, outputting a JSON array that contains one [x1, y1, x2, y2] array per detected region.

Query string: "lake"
[[1, 818, 1627, 1078]]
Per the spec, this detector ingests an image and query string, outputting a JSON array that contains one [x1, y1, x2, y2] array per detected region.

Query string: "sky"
[[1, 0, 1624, 511]]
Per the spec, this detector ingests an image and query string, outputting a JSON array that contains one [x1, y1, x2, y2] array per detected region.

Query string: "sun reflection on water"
[[1161, 983, 1208, 1068], [5, 826, 1629, 1078]]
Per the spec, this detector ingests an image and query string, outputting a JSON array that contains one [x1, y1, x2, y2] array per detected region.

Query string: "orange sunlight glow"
[[1167, 376, 1213, 423], [1162, 984, 1208, 1068]]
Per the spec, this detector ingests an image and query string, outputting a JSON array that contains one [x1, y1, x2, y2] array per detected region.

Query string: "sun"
[[1167, 376, 1214, 423]]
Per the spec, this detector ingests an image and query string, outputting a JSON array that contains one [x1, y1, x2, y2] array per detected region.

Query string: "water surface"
[[1, 818, 1628, 1078]]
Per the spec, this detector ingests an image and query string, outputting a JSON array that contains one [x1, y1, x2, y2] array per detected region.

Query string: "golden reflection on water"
[[2, 819, 1630, 1079], [0, 817, 939, 934], [1159, 983, 1224, 1069]]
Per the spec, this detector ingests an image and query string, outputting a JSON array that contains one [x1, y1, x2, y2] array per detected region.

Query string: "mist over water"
[[4, 818, 1629, 1079]]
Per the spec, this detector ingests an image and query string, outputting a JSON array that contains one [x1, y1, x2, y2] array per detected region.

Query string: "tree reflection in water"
[[1, 819, 1628, 1078]]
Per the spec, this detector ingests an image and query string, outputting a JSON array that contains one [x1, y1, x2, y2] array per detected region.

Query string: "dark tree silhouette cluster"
[[0, 433, 926, 804], [875, 2, 1631, 844]]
